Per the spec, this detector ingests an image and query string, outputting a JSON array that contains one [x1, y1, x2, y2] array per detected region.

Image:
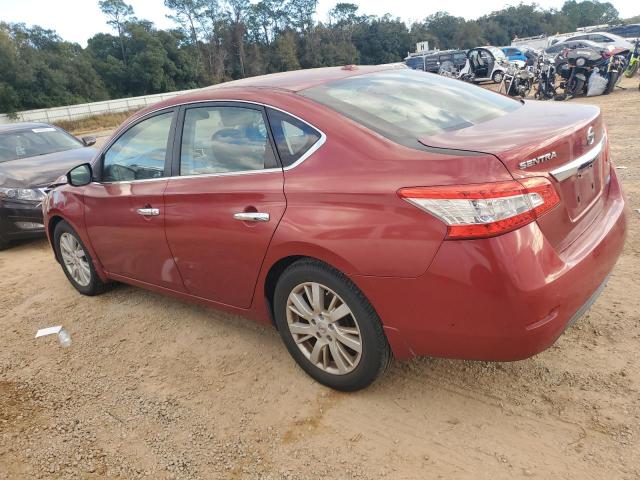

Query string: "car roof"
[[0, 122, 56, 133], [568, 31, 620, 39], [204, 64, 402, 93], [548, 39, 600, 49], [129, 64, 405, 121]]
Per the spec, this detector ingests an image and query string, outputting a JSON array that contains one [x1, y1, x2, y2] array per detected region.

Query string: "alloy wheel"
[[59, 232, 91, 287], [286, 282, 362, 375]]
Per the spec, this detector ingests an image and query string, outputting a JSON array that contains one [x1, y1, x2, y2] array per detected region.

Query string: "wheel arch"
[[261, 246, 357, 328], [46, 214, 109, 282], [47, 215, 66, 263]]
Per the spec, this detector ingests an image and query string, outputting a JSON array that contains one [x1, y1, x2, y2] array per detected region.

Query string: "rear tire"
[[273, 259, 391, 391], [604, 72, 619, 94], [53, 221, 109, 296], [0, 235, 8, 251]]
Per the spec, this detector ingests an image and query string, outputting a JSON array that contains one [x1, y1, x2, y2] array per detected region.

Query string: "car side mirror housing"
[[67, 163, 93, 187], [82, 136, 97, 147]]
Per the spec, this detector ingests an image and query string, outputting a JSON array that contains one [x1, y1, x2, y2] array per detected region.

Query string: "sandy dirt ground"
[[1, 77, 639, 480]]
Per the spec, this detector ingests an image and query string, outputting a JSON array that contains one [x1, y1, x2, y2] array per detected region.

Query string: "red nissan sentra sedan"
[[43, 65, 627, 391]]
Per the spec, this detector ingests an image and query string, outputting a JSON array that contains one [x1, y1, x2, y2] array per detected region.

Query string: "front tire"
[[54, 221, 109, 296], [624, 61, 638, 78], [492, 70, 504, 83], [274, 259, 391, 391]]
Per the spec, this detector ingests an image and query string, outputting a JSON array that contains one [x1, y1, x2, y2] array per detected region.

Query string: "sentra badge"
[[519, 151, 557, 169]]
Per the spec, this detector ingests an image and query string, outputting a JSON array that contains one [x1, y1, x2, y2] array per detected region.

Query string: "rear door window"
[[179, 105, 277, 175], [266, 108, 322, 167]]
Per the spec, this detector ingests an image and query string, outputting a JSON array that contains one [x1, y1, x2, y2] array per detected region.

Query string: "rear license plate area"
[[562, 153, 603, 220]]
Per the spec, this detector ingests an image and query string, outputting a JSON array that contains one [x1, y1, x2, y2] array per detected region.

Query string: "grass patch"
[[54, 110, 139, 135]]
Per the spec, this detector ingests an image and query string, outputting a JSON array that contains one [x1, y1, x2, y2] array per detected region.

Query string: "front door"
[[164, 103, 286, 308], [84, 110, 185, 291]]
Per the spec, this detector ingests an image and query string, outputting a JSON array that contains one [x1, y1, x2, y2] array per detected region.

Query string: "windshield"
[[0, 127, 82, 163], [300, 69, 521, 149]]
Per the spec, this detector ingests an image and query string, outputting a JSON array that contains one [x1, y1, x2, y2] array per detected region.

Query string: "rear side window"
[[300, 69, 520, 149], [590, 34, 611, 43], [267, 108, 322, 167], [102, 112, 173, 182]]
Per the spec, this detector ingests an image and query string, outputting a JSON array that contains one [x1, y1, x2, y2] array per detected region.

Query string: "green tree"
[[353, 15, 412, 64], [164, 0, 207, 79], [561, 0, 620, 29], [329, 3, 361, 26], [418, 12, 465, 50], [270, 30, 300, 71], [98, 0, 134, 65]]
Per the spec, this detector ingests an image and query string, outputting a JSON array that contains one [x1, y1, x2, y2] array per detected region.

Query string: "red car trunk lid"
[[419, 101, 609, 251]]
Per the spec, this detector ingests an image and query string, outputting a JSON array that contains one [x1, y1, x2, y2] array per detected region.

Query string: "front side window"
[[180, 106, 277, 176], [267, 108, 322, 167], [301, 69, 520, 149], [102, 112, 173, 182]]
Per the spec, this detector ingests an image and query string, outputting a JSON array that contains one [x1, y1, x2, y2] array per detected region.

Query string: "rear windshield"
[[300, 69, 521, 149], [0, 127, 81, 163]]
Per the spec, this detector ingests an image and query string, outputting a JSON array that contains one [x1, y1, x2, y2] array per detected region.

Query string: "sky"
[[0, 0, 638, 46]]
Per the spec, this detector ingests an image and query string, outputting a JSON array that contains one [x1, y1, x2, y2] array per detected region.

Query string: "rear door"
[[163, 102, 286, 308], [84, 109, 186, 290]]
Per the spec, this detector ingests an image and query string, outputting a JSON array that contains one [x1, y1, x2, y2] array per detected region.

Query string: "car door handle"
[[233, 212, 270, 222], [137, 208, 160, 216]]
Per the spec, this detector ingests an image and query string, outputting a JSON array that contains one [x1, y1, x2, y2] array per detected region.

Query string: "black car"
[[0, 122, 97, 249], [605, 23, 640, 40], [405, 49, 468, 74], [544, 39, 604, 57]]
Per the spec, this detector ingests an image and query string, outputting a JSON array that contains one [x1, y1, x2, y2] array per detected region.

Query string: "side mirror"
[[67, 163, 93, 187], [81, 136, 97, 147]]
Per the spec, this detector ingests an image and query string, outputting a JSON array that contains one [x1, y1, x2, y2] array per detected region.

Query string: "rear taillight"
[[398, 177, 560, 239]]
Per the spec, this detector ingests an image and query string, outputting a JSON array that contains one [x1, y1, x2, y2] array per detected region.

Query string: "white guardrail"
[[0, 89, 199, 125]]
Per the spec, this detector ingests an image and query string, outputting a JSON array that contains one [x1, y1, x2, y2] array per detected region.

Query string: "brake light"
[[398, 177, 560, 239]]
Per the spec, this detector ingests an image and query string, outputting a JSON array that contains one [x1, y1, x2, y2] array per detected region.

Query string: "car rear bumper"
[[0, 202, 46, 241], [352, 169, 627, 361]]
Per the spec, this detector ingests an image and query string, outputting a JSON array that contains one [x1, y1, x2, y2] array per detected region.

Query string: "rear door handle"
[[137, 208, 160, 216], [233, 212, 270, 222]]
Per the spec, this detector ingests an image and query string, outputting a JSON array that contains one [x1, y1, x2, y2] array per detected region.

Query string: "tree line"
[[0, 0, 630, 114]]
